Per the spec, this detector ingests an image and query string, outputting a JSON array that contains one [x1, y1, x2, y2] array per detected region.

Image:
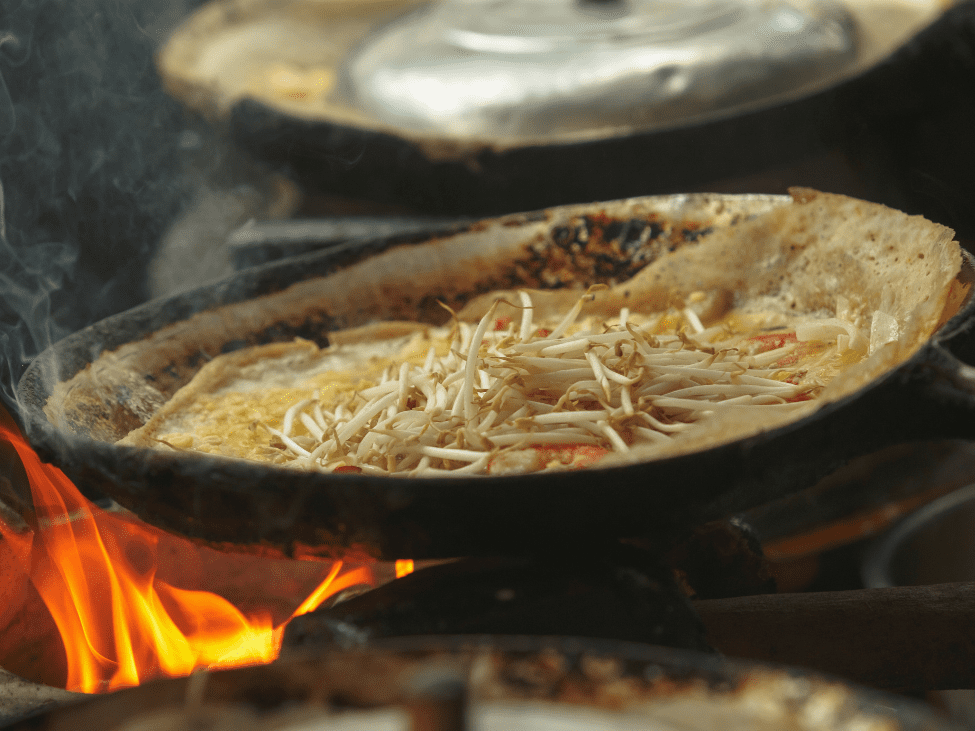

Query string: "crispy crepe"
[[117, 191, 961, 476]]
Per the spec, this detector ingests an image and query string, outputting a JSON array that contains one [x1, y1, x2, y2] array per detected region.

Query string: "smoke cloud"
[[0, 0, 204, 411]]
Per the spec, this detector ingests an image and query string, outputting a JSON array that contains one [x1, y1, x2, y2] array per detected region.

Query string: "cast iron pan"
[[15, 194, 975, 561], [3, 637, 957, 731], [220, 1, 975, 240]]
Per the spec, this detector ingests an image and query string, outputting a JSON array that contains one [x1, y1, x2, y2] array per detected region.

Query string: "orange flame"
[[0, 409, 373, 693], [395, 559, 415, 578]]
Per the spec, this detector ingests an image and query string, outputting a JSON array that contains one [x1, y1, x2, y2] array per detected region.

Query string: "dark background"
[[0, 0, 206, 401]]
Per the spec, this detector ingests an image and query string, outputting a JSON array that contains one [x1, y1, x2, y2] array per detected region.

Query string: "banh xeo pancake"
[[118, 190, 961, 476]]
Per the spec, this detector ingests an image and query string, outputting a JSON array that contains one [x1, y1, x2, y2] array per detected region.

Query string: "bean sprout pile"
[[261, 290, 839, 476]]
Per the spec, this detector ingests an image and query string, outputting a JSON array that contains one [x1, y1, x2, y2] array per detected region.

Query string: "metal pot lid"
[[340, 0, 858, 138], [158, 0, 945, 149]]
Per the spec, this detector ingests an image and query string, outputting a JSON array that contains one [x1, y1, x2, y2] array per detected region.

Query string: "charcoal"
[[283, 547, 710, 653]]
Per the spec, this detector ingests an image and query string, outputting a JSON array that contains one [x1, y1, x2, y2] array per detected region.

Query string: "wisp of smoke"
[[0, 0, 203, 419]]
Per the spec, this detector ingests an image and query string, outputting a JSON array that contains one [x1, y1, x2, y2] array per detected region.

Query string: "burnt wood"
[[282, 549, 709, 654], [696, 582, 975, 691]]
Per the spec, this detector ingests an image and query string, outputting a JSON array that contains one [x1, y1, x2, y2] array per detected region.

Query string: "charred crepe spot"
[[681, 226, 713, 242], [552, 225, 573, 249], [591, 218, 626, 243], [487, 214, 705, 295]]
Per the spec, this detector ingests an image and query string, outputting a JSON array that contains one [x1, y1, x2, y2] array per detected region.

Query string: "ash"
[[0, 667, 77, 725]]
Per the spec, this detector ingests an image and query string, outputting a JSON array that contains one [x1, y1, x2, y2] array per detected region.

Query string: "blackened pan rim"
[[14, 191, 967, 558]]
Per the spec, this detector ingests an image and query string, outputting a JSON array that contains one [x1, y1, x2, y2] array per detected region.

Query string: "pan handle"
[[899, 252, 975, 441], [695, 582, 975, 691], [906, 344, 975, 440]]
